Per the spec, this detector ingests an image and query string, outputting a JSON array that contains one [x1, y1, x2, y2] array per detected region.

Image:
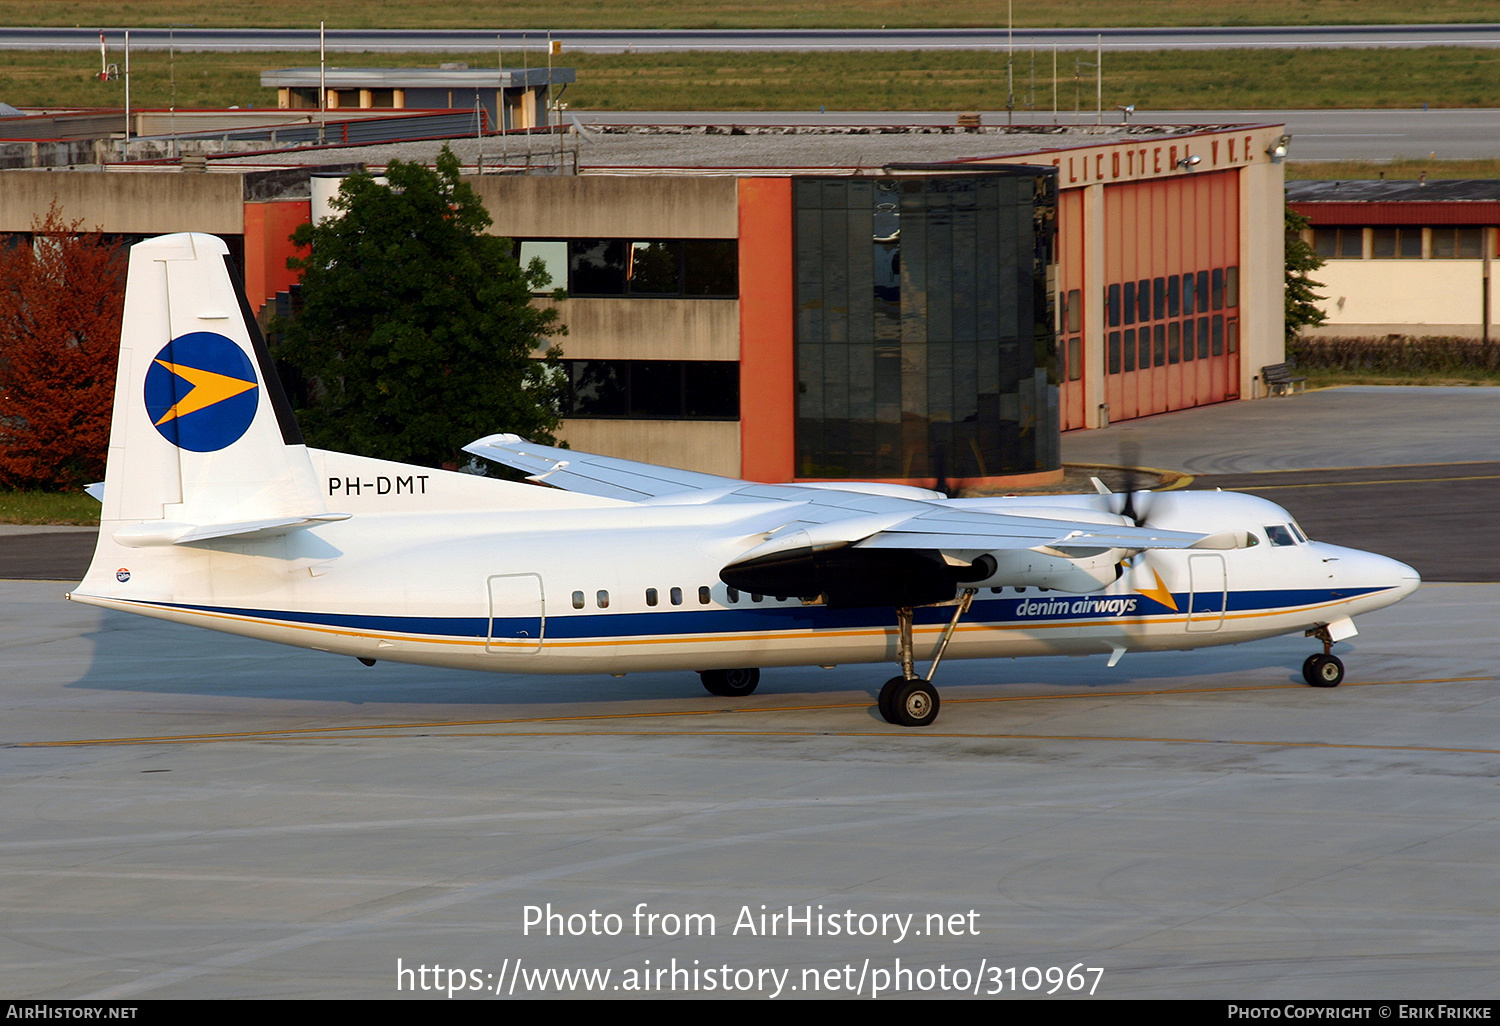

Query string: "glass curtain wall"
[[793, 171, 1059, 481]]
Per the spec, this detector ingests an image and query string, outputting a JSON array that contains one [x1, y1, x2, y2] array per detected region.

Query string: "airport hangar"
[[0, 119, 1287, 487]]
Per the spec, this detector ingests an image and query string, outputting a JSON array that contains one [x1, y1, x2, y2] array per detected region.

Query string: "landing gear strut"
[[1301, 625, 1345, 687], [877, 589, 976, 727]]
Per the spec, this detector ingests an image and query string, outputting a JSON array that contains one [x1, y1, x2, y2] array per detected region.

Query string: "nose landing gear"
[[1302, 624, 1345, 687], [877, 589, 977, 726]]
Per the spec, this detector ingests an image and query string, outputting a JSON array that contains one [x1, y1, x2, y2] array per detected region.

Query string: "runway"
[[3, 385, 1497, 999]]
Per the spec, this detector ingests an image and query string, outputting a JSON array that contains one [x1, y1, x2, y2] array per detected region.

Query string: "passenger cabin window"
[[571, 590, 584, 610], [597, 590, 610, 608], [1265, 525, 1297, 546], [698, 586, 712, 604], [670, 587, 683, 606], [646, 588, 658, 607]]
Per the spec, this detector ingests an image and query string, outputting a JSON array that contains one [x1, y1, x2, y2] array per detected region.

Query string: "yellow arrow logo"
[[1135, 564, 1180, 612], [152, 360, 258, 427]]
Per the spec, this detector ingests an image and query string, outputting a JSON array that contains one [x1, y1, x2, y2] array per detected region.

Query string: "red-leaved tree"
[[0, 205, 125, 490]]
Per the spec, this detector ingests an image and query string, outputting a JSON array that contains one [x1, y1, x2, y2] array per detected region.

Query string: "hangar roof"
[[210, 121, 1261, 173]]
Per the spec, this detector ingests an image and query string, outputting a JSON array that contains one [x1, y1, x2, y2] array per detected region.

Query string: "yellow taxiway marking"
[[15, 675, 1495, 750], [1241, 474, 1500, 491]]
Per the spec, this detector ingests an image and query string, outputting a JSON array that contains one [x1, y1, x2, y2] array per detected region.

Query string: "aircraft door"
[[487, 573, 544, 654], [1185, 554, 1226, 632]]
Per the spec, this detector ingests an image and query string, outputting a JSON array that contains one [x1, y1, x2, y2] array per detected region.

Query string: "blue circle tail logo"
[[143, 332, 260, 453]]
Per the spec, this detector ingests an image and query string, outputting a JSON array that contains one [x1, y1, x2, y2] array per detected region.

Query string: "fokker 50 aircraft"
[[70, 234, 1421, 726]]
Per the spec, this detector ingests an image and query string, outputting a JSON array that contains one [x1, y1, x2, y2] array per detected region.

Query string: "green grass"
[[1289, 158, 1500, 180], [0, 492, 100, 526], [1, 0, 1496, 30], [9, 46, 1500, 113]]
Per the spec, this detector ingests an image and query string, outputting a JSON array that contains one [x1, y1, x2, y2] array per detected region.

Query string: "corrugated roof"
[[260, 67, 574, 89], [1287, 179, 1500, 202]]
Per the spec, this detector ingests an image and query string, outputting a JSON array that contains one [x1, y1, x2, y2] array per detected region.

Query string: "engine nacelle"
[[946, 547, 1124, 594]]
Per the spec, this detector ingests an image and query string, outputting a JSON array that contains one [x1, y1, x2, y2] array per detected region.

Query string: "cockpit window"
[[1264, 524, 1297, 547], [1288, 521, 1309, 543]]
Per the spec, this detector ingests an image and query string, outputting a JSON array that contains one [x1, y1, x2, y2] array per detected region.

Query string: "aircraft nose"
[[1387, 556, 1422, 599], [1360, 551, 1420, 600]]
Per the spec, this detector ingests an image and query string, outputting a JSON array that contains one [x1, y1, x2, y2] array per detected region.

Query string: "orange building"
[[0, 121, 1287, 488]]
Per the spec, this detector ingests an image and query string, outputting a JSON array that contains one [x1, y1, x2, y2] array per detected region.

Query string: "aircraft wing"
[[466, 434, 1208, 553], [465, 433, 745, 501]]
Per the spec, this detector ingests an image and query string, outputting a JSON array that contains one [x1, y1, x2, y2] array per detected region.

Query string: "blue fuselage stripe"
[[143, 588, 1386, 641]]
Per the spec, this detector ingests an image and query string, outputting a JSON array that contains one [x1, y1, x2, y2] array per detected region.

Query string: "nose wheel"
[[876, 589, 975, 727], [1301, 624, 1346, 687], [1302, 653, 1344, 687]]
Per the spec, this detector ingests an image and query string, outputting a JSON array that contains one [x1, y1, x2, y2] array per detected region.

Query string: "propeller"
[[932, 443, 952, 499], [1091, 438, 1152, 526], [1116, 439, 1145, 525]]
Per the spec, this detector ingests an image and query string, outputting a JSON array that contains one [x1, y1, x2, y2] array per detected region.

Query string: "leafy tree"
[[0, 205, 125, 490], [1285, 206, 1328, 343], [278, 146, 566, 466]]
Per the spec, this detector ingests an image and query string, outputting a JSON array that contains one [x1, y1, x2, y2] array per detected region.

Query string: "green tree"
[[278, 146, 565, 467], [1285, 206, 1327, 343]]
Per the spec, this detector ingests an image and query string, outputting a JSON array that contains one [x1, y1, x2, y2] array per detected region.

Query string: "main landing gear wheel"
[[878, 675, 908, 723], [1302, 653, 1345, 687], [880, 677, 940, 727], [875, 590, 976, 728], [699, 668, 760, 697]]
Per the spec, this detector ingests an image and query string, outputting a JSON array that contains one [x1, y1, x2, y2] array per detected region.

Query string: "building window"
[[518, 240, 568, 291], [1431, 226, 1485, 259], [1313, 227, 1362, 259], [792, 172, 1059, 479], [565, 360, 739, 420], [1371, 226, 1422, 259], [516, 238, 739, 297]]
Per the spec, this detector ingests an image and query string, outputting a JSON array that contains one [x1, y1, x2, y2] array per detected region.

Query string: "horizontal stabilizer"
[[113, 512, 351, 548]]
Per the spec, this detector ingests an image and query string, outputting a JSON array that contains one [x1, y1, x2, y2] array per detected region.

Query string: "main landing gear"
[[877, 589, 977, 727], [699, 667, 760, 697], [1301, 624, 1345, 687]]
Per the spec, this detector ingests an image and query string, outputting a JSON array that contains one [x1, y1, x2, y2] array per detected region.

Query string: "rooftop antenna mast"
[[123, 30, 130, 160], [498, 33, 508, 166], [1005, 0, 1014, 126], [523, 33, 531, 171], [318, 22, 326, 146]]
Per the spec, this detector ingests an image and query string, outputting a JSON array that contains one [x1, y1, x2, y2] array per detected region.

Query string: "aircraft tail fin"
[[91, 232, 335, 542]]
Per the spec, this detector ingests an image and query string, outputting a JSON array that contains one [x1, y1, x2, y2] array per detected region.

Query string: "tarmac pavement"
[[1, 385, 1496, 1000]]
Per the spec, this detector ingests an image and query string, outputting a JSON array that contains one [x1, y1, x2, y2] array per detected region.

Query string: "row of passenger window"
[[569, 587, 799, 610], [567, 584, 1068, 610]]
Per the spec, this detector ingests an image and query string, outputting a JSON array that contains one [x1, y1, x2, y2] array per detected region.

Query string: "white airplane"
[[70, 233, 1421, 727]]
